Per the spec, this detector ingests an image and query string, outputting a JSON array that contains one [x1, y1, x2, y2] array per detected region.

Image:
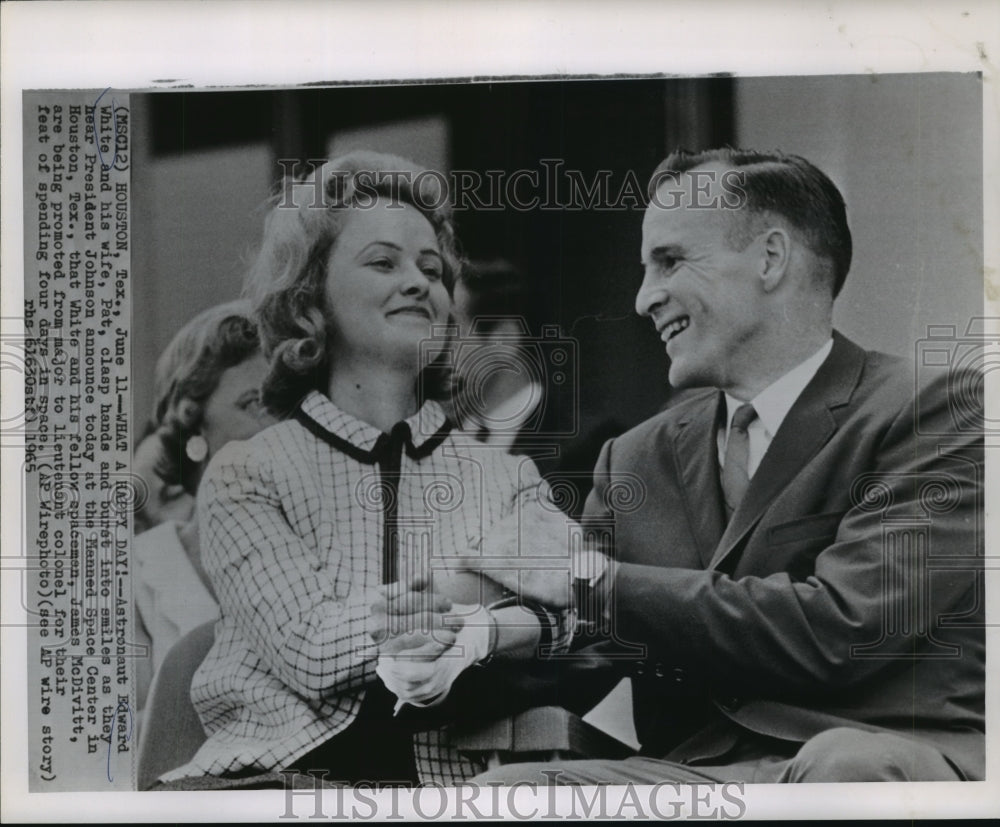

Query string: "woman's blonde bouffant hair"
[[245, 151, 462, 417]]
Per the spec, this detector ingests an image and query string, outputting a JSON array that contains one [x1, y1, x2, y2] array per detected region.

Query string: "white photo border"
[[2, 0, 998, 822]]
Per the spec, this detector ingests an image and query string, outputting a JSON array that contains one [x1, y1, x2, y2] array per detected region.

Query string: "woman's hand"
[[376, 645, 459, 706], [377, 604, 494, 708], [368, 577, 464, 658]]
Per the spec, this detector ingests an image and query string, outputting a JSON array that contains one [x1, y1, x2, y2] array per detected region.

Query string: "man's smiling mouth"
[[660, 315, 690, 342]]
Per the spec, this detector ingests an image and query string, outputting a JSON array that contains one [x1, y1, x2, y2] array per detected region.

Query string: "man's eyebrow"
[[644, 244, 684, 264]]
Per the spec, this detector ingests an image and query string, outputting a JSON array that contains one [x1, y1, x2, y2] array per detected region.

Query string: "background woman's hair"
[[245, 150, 463, 417], [151, 300, 261, 493]]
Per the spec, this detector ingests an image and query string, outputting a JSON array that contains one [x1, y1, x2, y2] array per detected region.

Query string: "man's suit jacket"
[[582, 332, 984, 779]]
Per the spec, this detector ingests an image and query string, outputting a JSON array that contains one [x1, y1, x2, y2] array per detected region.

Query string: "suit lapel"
[[709, 333, 867, 570], [672, 391, 727, 566]]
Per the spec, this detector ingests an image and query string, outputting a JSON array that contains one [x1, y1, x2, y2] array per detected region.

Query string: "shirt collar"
[[724, 338, 834, 437], [298, 390, 449, 453]]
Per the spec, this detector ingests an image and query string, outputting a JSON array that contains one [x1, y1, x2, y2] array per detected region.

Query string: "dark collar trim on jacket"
[[293, 406, 454, 465]]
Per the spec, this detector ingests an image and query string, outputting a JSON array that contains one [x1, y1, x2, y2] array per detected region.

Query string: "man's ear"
[[759, 227, 791, 292]]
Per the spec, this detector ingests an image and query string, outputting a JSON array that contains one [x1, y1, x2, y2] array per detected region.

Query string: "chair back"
[[136, 620, 215, 790]]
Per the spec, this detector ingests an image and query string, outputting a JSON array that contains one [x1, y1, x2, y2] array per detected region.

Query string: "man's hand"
[[454, 555, 572, 608], [456, 509, 575, 608], [368, 577, 464, 658]]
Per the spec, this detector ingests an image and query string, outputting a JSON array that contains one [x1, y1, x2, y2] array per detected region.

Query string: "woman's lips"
[[388, 305, 432, 320]]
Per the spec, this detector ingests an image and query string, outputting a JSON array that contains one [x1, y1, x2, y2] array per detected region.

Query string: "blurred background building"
[[131, 73, 984, 490]]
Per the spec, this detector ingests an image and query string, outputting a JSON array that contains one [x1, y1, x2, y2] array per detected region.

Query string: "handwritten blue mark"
[[90, 87, 119, 171], [106, 699, 133, 782]]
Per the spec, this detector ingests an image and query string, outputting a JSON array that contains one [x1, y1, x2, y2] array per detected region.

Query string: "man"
[[466, 149, 984, 783]]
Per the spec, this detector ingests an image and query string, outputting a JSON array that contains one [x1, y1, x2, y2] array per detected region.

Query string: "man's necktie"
[[721, 403, 757, 521]]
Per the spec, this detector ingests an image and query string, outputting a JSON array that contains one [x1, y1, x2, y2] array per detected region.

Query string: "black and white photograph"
[[2, 2, 997, 822]]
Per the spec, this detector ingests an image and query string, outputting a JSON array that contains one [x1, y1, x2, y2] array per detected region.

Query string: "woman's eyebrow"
[[355, 241, 442, 259], [358, 241, 402, 256]]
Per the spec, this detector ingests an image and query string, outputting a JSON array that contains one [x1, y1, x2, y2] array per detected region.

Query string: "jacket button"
[[635, 662, 645, 676], [654, 663, 665, 678], [671, 667, 685, 684]]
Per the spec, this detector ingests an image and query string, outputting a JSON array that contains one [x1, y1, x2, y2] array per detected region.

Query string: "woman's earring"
[[185, 434, 209, 463]]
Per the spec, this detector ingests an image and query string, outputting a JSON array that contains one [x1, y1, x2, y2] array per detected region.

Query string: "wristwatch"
[[571, 549, 612, 632]]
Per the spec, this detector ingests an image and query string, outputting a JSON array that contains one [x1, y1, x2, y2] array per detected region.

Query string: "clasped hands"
[[368, 577, 494, 710], [368, 514, 584, 710]]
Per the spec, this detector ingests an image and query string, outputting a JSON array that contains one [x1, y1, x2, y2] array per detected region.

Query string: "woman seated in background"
[[133, 301, 276, 708], [158, 151, 574, 789], [132, 428, 195, 536]]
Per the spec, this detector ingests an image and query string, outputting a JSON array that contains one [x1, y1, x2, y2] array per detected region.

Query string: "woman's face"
[[200, 352, 276, 457], [323, 198, 451, 371]]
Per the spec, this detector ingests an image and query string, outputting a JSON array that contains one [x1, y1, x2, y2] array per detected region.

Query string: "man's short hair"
[[648, 148, 853, 298]]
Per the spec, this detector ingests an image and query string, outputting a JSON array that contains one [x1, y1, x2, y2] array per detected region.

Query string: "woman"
[[161, 152, 571, 788], [132, 428, 195, 536], [134, 301, 277, 708]]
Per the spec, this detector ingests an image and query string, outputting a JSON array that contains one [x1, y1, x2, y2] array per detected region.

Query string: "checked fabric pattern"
[[161, 392, 570, 785]]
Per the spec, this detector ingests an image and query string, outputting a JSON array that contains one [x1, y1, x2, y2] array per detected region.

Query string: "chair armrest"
[[452, 705, 636, 767]]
